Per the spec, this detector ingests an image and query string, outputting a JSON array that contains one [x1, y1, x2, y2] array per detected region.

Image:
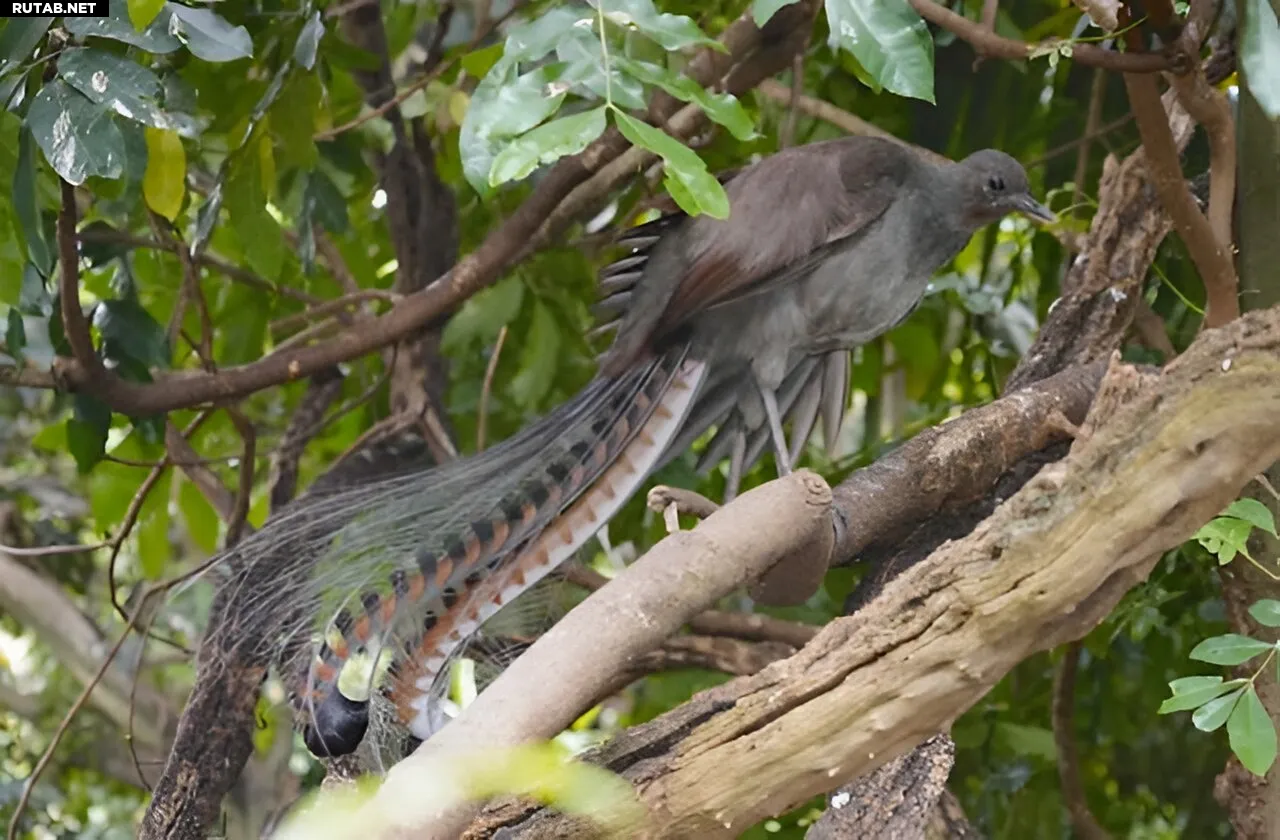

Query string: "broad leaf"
[[1189, 634, 1274, 666], [64, 3, 182, 53], [167, 4, 254, 63], [604, 0, 723, 52], [127, 0, 167, 31], [58, 48, 200, 137], [1196, 516, 1256, 565], [441, 275, 526, 353], [1192, 688, 1242, 732], [511, 299, 561, 408], [825, 0, 935, 104], [5, 308, 26, 357], [490, 106, 607, 186], [504, 7, 594, 63], [142, 127, 185, 221], [0, 17, 53, 76], [460, 60, 569, 194], [94, 298, 170, 370], [613, 111, 729, 219], [1224, 497, 1278, 536], [1249, 599, 1280, 628], [1228, 684, 1278, 776], [67, 394, 112, 473], [224, 134, 284, 280], [294, 11, 325, 69], [27, 80, 126, 185], [13, 129, 52, 276], [1159, 676, 1245, 714]]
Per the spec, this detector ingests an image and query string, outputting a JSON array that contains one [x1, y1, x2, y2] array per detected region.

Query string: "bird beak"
[[1011, 194, 1057, 225]]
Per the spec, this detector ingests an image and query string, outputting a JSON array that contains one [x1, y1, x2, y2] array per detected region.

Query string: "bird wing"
[[598, 137, 914, 376]]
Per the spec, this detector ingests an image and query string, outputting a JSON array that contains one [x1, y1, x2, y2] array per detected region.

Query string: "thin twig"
[[269, 290, 399, 337], [57, 181, 101, 378], [223, 408, 257, 549], [476, 325, 508, 452], [780, 53, 804, 148], [0, 540, 111, 557], [1053, 641, 1111, 840]]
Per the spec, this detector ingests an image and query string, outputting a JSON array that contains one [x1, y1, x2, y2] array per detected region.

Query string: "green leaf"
[[613, 57, 756, 141], [0, 17, 52, 76], [1196, 516, 1256, 565], [178, 476, 220, 554], [460, 61, 569, 194], [993, 722, 1056, 761], [127, 0, 167, 31], [1242, 0, 1280, 119], [94, 298, 170, 370], [5, 308, 26, 357], [461, 43, 505, 78], [604, 0, 723, 52], [557, 28, 647, 110], [27, 80, 126, 185], [64, 4, 182, 53], [825, 0, 935, 104], [490, 106, 607, 187], [294, 11, 325, 70], [304, 170, 348, 235], [1192, 688, 1243, 732], [612, 111, 729, 219], [143, 127, 186, 221], [1225, 497, 1278, 536], [1228, 684, 1278, 776], [443, 276, 525, 353], [20, 262, 51, 316], [57, 47, 200, 137], [167, 4, 254, 63], [504, 7, 594, 63], [1159, 676, 1244, 712], [13, 129, 52, 276], [1251, 599, 1280, 628], [136, 468, 171, 578], [272, 74, 321, 170], [67, 394, 112, 473], [754, 0, 802, 26], [1190, 633, 1274, 666], [224, 134, 284, 280], [215, 283, 269, 365], [511, 299, 561, 408]]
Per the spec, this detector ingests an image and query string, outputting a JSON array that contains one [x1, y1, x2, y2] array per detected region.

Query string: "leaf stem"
[[595, 0, 613, 107]]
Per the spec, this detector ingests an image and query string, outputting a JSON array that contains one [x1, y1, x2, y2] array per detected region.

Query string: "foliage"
[[0, 0, 1260, 838]]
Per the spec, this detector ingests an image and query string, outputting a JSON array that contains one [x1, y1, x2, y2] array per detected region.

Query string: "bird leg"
[[724, 427, 747, 503], [758, 383, 793, 477]]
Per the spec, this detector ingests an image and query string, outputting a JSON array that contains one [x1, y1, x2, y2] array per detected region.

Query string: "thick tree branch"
[[460, 306, 1280, 839]]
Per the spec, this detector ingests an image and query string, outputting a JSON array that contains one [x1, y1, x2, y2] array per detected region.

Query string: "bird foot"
[[647, 486, 722, 530]]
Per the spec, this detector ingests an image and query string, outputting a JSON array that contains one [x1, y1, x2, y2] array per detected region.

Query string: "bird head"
[[954, 149, 1056, 228]]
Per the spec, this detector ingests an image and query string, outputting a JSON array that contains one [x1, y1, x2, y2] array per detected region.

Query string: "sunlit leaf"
[[460, 60, 568, 194], [178, 476, 221, 553], [64, 3, 182, 53], [136, 468, 172, 578], [1228, 684, 1278, 776], [825, 0, 935, 103], [604, 0, 723, 52], [224, 134, 284, 280], [1189, 634, 1273, 666], [1250, 599, 1280, 628], [294, 11, 325, 69], [1195, 515, 1255, 565], [27, 80, 126, 185], [612, 110, 729, 219], [1224, 497, 1278, 536], [504, 6, 593, 62], [1159, 677, 1248, 714], [489, 106, 607, 186], [143, 127, 185, 221]]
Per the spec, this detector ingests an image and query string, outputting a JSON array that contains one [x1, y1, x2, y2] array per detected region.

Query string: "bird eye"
[[987, 175, 1005, 191]]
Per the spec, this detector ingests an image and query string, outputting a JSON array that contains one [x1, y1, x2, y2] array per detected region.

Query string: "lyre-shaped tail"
[[296, 345, 707, 756]]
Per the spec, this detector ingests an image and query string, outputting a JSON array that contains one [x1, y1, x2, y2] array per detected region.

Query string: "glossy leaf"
[[460, 61, 569, 194], [1196, 515, 1255, 565], [1228, 684, 1278, 776], [558, 28, 647, 110], [13, 129, 52, 276], [460, 43, 505, 78], [1242, 0, 1280, 118], [1249, 599, 1280, 628], [614, 57, 756, 141], [489, 106, 607, 187], [604, 0, 723, 52], [613, 111, 729, 219], [58, 47, 201, 137], [294, 11, 325, 69], [64, 4, 182, 53], [127, 0, 167, 31], [504, 7, 593, 63], [142, 127, 185, 221], [825, 0, 935, 104], [1192, 688, 1242, 732], [94, 298, 170, 370], [1159, 675, 1241, 713], [67, 394, 112, 473], [27, 80, 126, 185], [167, 4, 254, 63], [0, 17, 52, 76], [754, 0, 801, 26], [1224, 497, 1278, 536], [1189, 634, 1274, 666], [304, 170, 348, 235]]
